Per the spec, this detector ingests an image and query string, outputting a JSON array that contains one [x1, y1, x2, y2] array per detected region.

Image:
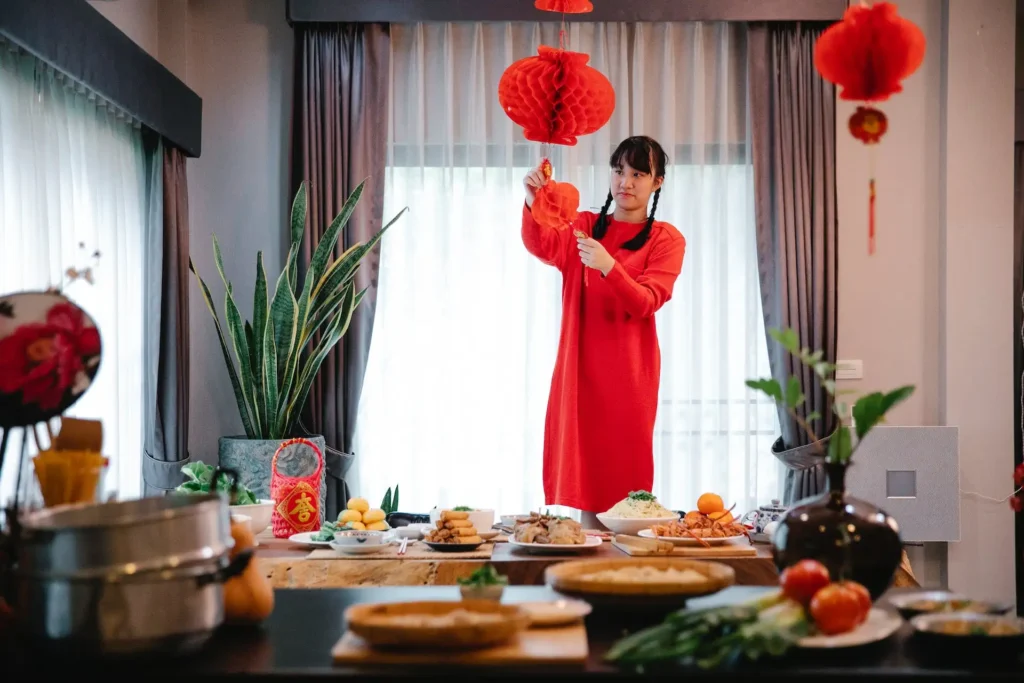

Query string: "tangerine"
[[707, 509, 734, 524], [697, 493, 724, 515]]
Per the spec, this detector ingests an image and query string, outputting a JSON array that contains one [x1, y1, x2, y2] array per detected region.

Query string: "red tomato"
[[842, 581, 872, 623], [810, 584, 865, 635], [780, 559, 831, 606]]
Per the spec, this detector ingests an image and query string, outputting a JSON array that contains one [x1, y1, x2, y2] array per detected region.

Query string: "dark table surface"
[[8, 585, 1024, 680]]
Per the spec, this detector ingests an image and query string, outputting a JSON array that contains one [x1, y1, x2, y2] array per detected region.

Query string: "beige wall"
[[836, 0, 1017, 604]]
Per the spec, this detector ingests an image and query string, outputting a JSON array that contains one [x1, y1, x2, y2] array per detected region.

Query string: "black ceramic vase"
[[772, 462, 903, 600]]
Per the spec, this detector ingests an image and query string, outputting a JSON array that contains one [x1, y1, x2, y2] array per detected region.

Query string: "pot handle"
[[196, 548, 253, 589]]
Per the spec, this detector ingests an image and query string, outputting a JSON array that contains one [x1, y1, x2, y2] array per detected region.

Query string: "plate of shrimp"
[[639, 510, 753, 547]]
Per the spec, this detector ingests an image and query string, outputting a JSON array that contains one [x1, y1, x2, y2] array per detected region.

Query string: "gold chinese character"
[[289, 492, 315, 523]]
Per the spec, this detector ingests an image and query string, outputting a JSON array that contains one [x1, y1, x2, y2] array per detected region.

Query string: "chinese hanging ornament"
[[270, 437, 324, 537], [532, 158, 581, 230], [814, 1, 926, 254], [534, 0, 594, 12]]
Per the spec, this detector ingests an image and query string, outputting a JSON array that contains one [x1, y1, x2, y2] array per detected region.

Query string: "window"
[[0, 43, 156, 504], [352, 22, 780, 515]]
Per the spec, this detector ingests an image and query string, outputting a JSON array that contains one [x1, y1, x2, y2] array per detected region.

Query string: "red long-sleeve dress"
[[522, 204, 686, 513]]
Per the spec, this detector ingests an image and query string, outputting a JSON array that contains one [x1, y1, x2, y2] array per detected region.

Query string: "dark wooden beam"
[[287, 0, 846, 24], [0, 0, 203, 157]]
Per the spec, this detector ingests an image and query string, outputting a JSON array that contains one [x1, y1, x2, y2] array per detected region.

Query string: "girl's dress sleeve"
[[522, 202, 576, 271], [602, 228, 686, 318]]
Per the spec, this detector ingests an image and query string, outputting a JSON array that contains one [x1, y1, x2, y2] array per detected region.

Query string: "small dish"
[[909, 612, 1024, 661], [518, 599, 592, 627], [459, 584, 505, 602], [333, 530, 389, 548], [637, 529, 744, 546], [888, 590, 1013, 620], [478, 529, 499, 541], [331, 541, 390, 555], [508, 535, 603, 554], [595, 513, 679, 536]]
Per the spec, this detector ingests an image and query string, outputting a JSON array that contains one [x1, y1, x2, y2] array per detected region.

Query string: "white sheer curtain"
[[353, 22, 781, 516], [0, 43, 153, 504]]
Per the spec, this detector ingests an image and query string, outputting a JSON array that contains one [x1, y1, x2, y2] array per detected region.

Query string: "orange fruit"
[[697, 493, 724, 515], [708, 510, 734, 524]]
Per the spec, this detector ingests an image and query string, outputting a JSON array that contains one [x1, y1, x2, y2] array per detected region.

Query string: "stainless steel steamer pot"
[[12, 467, 252, 655]]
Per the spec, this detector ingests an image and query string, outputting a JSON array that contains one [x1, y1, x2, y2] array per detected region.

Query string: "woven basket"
[[270, 438, 323, 538]]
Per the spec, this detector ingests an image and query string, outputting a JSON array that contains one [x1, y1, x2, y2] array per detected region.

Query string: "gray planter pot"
[[218, 435, 327, 524]]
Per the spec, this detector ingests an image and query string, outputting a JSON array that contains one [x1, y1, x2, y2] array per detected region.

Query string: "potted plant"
[[190, 180, 406, 517], [745, 328, 914, 599]]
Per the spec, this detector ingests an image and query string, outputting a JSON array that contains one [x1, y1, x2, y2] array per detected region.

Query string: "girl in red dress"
[[521, 136, 686, 530]]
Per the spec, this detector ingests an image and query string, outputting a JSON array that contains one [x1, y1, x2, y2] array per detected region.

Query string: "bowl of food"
[[889, 590, 1014, 621], [595, 491, 680, 535], [457, 565, 508, 602], [909, 612, 1024, 661], [344, 600, 529, 649], [230, 500, 273, 536], [332, 529, 389, 548]]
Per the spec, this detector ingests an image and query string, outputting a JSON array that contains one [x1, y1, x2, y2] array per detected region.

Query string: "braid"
[[622, 187, 660, 251], [592, 192, 614, 240]]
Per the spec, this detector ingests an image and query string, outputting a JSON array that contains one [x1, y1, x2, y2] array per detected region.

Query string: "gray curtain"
[[143, 144, 191, 495], [748, 23, 838, 505], [293, 23, 391, 519]]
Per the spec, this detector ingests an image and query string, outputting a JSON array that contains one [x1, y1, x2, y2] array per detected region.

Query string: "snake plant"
[[190, 180, 407, 440]]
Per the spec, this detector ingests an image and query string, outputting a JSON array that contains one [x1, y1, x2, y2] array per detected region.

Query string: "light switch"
[[836, 359, 863, 380]]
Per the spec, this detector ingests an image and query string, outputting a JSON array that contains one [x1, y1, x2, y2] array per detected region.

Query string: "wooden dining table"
[[253, 530, 921, 590]]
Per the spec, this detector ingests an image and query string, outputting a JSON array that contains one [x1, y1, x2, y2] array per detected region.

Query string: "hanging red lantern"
[[498, 46, 615, 146], [814, 1, 925, 255], [533, 159, 580, 230], [534, 0, 594, 12]]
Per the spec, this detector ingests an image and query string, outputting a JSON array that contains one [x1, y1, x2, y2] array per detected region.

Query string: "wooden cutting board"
[[612, 534, 757, 557], [332, 624, 588, 667]]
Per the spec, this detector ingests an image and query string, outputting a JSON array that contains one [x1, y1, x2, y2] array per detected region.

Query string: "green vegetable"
[[312, 519, 363, 542], [457, 565, 508, 587], [452, 506, 474, 512], [175, 462, 258, 505], [605, 591, 809, 670], [627, 490, 657, 502], [381, 485, 400, 515]]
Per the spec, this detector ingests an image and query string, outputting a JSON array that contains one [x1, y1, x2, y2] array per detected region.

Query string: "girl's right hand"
[[523, 162, 548, 208]]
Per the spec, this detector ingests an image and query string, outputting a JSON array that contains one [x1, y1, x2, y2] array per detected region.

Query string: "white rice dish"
[[604, 495, 675, 519]]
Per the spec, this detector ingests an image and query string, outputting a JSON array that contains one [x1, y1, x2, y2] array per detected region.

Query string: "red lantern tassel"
[[868, 177, 876, 255]]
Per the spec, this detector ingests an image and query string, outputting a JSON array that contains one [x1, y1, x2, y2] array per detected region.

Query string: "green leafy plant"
[[190, 180, 407, 440], [174, 462, 258, 505], [380, 485, 400, 515], [745, 328, 914, 464], [457, 565, 508, 587]]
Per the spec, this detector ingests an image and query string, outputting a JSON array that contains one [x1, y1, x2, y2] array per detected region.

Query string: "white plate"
[[507, 535, 603, 554], [798, 608, 902, 648], [288, 531, 336, 548], [518, 599, 593, 627], [636, 529, 744, 546], [330, 542, 394, 555]]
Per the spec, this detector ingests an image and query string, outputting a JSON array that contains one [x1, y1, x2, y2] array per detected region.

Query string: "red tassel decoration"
[[813, 2, 925, 255]]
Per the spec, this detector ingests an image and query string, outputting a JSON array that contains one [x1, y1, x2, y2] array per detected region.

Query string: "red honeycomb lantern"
[[535, 0, 594, 12], [814, 1, 925, 255], [498, 46, 615, 146], [533, 182, 580, 230]]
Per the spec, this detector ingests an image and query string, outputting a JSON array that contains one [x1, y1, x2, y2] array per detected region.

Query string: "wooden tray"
[[332, 624, 588, 667]]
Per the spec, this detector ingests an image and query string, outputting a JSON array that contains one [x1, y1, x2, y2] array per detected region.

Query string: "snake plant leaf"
[[288, 183, 307, 293], [262, 309, 278, 437], [212, 235, 232, 296], [308, 181, 365, 292], [189, 258, 255, 438], [223, 279, 262, 438]]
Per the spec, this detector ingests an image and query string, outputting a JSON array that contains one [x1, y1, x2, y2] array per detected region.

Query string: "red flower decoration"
[[533, 180, 581, 229], [1012, 495, 1023, 513], [535, 0, 594, 12], [0, 302, 101, 411], [498, 46, 615, 146], [814, 1, 926, 103], [1014, 463, 1024, 487], [849, 106, 888, 144]]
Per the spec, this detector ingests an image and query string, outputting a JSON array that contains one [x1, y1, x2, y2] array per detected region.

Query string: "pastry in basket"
[[425, 509, 483, 545], [513, 513, 586, 545]]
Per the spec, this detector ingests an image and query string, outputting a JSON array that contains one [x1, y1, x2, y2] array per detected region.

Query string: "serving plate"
[[507, 535, 602, 554], [545, 557, 734, 603], [637, 529, 745, 546], [344, 600, 529, 649], [288, 531, 335, 548], [797, 608, 902, 648]]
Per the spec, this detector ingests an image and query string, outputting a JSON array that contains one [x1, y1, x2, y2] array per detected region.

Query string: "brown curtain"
[[143, 145, 191, 495], [293, 23, 391, 518], [748, 23, 838, 504]]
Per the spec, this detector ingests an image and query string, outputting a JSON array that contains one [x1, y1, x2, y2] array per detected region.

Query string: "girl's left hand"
[[577, 237, 615, 276]]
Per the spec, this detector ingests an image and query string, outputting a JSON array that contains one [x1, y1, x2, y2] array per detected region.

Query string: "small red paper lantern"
[[498, 46, 615, 146], [535, 0, 594, 12], [533, 182, 580, 230], [814, 1, 926, 255]]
